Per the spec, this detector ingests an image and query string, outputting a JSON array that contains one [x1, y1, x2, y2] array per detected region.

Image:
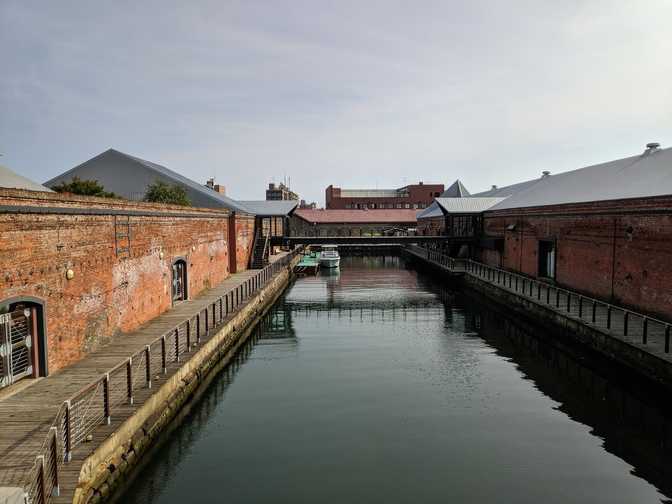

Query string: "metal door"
[[172, 261, 186, 303], [0, 309, 34, 388]]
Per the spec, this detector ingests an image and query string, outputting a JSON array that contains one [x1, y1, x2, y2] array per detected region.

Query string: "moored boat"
[[319, 245, 340, 268]]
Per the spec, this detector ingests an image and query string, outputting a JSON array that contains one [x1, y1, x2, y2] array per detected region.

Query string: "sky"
[[1, 1, 671, 205]]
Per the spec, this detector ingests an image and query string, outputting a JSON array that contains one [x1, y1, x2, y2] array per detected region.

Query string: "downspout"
[[610, 217, 617, 302]]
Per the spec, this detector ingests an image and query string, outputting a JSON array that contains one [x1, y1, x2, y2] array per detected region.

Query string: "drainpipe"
[[610, 217, 617, 302]]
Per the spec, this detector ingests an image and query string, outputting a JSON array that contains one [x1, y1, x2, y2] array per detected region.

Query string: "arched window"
[[172, 259, 188, 304], [0, 298, 48, 388]]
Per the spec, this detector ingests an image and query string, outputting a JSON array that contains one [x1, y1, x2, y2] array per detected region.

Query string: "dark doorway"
[[172, 259, 188, 304], [538, 240, 556, 279]]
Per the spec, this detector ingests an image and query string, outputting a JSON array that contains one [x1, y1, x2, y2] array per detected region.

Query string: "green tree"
[[143, 181, 191, 206], [51, 176, 118, 198]]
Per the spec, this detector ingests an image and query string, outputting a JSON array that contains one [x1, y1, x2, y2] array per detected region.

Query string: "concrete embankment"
[[76, 256, 299, 504], [403, 247, 672, 391]]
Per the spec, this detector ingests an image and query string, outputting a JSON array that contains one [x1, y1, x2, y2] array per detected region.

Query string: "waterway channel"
[[116, 255, 672, 503]]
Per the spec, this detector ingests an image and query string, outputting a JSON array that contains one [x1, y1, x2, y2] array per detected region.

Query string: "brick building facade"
[[325, 182, 444, 210], [480, 197, 672, 320], [0, 189, 254, 376]]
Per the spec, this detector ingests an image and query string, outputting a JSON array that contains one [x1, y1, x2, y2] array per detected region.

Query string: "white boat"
[[319, 245, 340, 268]]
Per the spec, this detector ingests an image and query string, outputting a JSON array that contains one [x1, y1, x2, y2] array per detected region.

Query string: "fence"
[[20, 249, 300, 504], [407, 244, 672, 354]]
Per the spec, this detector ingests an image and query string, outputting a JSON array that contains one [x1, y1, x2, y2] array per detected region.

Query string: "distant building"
[[299, 199, 317, 209], [266, 182, 298, 201], [290, 208, 418, 237], [205, 178, 226, 195], [325, 181, 444, 210]]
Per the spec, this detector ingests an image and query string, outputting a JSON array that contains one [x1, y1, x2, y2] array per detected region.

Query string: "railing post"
[[196, 314, 201, 343], [607, 307, 612, 329], [103, 373, 111, 424], [205, 307, 209, 335], [212, 302, 216, 327], [37, 455, 47, 503], [666, 325, 671, 353], [64, 400, 72, 462], [126, 357, 133, 405], [592, 302, 596, 323], [186, 320, 191, 351], [642, 317, 648, 344], [555, 289, 560, 308], [546, 286, 550, 304], [623, 312, 629, 336], [50, 426, 60, 496], [145, 345, 151, 388], [161, 335, 167, 374], [566, 292, 571, 313], [175, 328, 180, 362], [578, 297, 583, 318]]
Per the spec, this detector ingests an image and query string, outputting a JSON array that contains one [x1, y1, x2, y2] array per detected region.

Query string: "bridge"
[[273, 235, 467, 245]]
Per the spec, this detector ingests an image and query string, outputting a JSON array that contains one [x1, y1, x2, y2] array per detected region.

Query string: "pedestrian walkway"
[[406, 245, 672, 363], [0, 251, 296, 502]]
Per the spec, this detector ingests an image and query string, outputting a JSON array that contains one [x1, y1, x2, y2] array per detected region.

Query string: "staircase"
[[250, 230, 270, 269]]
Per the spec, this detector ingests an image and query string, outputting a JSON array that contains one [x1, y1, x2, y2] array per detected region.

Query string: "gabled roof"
[[237, 200, 298, 216], [294, 208, 418, 224], [490, 145, 672, 211], [0, 165, 53, 192], [45, 149, 251, 213], [435, 197, 505, 213], [416, 200, 444, 219], [441, 180, 470, 197]]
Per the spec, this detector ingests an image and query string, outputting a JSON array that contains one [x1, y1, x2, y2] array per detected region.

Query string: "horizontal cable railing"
[[20, 248, 301, 504], [406, 244, 672, 354]]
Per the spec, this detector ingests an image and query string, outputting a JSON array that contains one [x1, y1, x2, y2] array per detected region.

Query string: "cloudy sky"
[[1, 1, 671, 204]]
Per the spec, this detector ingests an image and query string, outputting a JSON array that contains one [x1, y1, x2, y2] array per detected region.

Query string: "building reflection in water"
[[115, 254, 672, 503]]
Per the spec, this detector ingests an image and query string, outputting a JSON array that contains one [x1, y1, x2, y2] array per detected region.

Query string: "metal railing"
[[20, 248, 301, 504], [407, 245, 672, 354]]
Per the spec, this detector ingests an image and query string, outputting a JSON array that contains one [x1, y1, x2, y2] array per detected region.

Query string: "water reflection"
[[116, 255, 672, 504]]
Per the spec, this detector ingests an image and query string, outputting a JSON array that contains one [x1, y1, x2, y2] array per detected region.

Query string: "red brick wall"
[[234, 214, 255, 272], [0, 189, 232, 372], [481, 196, 672, 320], [325, 184, 444, 209]]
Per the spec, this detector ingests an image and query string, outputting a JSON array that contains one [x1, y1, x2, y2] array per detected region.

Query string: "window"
[[405, 203, 410, 209], [434, 191, 440, 197], [413, 203, 418, 209], [345, 204, 352, 209], [172, 260, 187, 303], [370, 203, 376, 209], [538, 241, 556, 279]]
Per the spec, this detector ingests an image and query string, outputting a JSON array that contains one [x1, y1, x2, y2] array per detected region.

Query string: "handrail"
[[406, 244, 672, 354], [20, 247, 302, 504]]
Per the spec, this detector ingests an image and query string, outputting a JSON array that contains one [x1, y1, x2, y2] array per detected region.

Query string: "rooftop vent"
[[645, 142, 661, 154], [541, 171, 551, 178], [491, 185, 498, 190]]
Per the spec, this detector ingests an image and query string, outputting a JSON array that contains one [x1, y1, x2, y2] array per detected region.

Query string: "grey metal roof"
[[0, 165, 53, 192], [237, 200, 298, 216], [45, 149, 251, 213], [472, 177, 544, 198], [416, 201, 444, 219], [490, 146, 672, 211], [441, 179, 470, 197], [435, 197, 506, 213]]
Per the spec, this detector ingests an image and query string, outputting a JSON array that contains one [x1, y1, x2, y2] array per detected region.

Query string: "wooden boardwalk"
[[405, 245, 672, 365], [0, 253, 290, 501]]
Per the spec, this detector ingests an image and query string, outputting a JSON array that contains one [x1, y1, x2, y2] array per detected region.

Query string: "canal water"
[[117, 256, 672, 503]]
